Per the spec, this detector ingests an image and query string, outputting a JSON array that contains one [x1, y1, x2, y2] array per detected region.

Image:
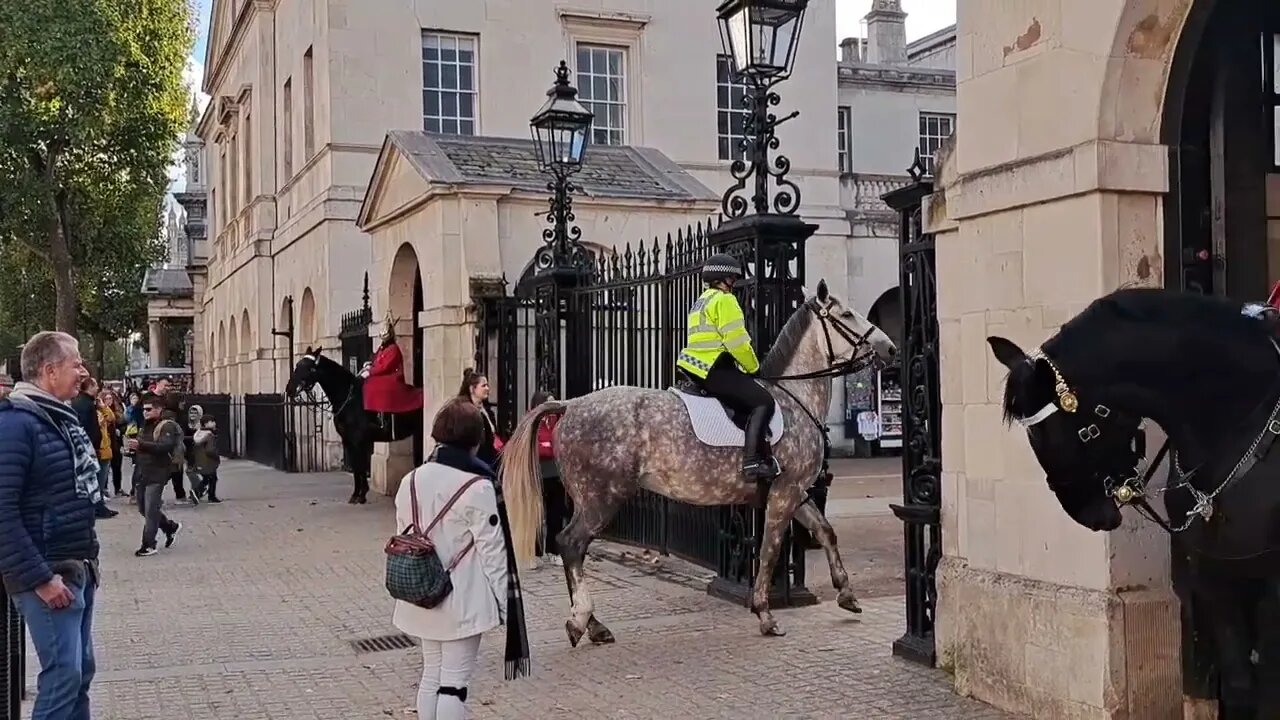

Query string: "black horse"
[[988, 287, 1280, 719], [285, 348, 419, 503]]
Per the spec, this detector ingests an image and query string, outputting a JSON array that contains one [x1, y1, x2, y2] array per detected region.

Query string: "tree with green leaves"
[[0, 0, 194, 336]]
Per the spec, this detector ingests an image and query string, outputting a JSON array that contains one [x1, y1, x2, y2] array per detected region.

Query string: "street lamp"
[[715, 0, 809, 217], [529, 60, 595, 276]]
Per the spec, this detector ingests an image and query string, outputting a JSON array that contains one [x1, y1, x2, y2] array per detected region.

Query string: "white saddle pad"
[[669, 388, 785, 448]]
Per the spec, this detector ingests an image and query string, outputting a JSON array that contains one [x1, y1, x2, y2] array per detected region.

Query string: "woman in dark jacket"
[[458, 369, 501, 469]]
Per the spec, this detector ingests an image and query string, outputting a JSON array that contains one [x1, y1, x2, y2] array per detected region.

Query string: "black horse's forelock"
[[1000, 359, 1040, 427]]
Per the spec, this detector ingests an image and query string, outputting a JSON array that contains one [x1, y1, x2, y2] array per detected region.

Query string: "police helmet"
[[701, 253, 744, 285]]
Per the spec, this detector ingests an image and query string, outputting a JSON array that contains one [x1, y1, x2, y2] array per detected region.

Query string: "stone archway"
[[228, 315, 239, 395], [240, 309, 252, 393], [217, 321, 226, 391], [867, 287, 903, 348], [298, 288, 316, 351], [386, 242, 424, 467], [1160, 0, 1278, 300]]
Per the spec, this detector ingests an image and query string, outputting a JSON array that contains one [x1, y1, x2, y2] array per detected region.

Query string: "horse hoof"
[[588, 625, 616, 645], [357, 495, 368, 505], [565, 620, 585, 648], [759, 620, 787, 637], [347, 494, 359, 504], [837, 590, 863, 614]]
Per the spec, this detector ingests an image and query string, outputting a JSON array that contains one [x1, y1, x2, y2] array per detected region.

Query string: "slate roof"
[[379, 131, 717, 203], [141, 267, 194, 297]]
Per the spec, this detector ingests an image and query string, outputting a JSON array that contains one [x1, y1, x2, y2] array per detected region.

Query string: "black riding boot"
[[742, 407, 781, 481]]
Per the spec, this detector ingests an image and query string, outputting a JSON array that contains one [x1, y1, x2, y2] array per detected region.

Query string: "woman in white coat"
[[393, 397, 529, 719]]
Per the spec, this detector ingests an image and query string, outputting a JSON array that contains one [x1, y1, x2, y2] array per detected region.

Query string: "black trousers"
[[697, 356, 776, 458], [109, 453, 123, 494], [535, 463, 569, 557]]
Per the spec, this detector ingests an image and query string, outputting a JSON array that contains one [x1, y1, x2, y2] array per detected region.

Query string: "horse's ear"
[[304, 346, 314, 355], [816, 279, 829, 302], [987, 336, 1028, 370]]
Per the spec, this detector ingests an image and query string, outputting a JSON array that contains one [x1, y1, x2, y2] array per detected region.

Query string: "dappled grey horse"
[[499, 281, 897, 644]]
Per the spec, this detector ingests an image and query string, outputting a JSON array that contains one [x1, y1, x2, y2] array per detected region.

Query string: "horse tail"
[[500, 400, 568, 565]]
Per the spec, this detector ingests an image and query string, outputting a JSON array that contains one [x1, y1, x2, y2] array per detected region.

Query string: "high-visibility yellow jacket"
[[676, 288, 760, 378]]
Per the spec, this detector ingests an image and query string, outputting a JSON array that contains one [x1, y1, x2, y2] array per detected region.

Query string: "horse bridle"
[[761, 298, 884, 384], [1013, 345, 1280, 536], [1013, 348, 1176, 524]]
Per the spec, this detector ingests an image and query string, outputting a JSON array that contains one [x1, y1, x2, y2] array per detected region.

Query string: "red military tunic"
[[362, 342, 424, 414]]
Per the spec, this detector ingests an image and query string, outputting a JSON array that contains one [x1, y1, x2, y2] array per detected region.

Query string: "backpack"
[[154, 419, 185, 467], [384, 472, 483, 609]]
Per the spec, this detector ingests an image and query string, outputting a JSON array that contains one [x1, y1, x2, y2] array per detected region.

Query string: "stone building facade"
[[191, 0, 842, 397], [929, 0, 1280, 717], [188, 0, 955, 389]]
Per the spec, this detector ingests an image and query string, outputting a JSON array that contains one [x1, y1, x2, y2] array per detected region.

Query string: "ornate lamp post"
[[530, 60, 595, 278], [708, 0, 820, 609], [715, 0, 808, 218], [528, 61, 595, 396]]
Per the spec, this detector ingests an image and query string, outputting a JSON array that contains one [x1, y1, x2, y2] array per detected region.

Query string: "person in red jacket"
[[362, 324, 424, 415], [530, 391, 568, 568]]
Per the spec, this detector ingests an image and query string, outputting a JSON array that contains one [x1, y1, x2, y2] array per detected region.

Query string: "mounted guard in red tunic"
[[361, 324, 424, 415]]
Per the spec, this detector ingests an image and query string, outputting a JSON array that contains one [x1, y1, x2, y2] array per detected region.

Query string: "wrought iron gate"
[[883, 152, 943, 666], [340, 273, 374, 376]]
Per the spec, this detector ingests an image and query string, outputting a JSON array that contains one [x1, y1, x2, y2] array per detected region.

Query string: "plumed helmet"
[[701, 253, 744, 285]]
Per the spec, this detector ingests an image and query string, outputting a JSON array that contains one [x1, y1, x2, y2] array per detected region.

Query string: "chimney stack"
[[864, 0, 908, 66], [839, 37, 862, 64]]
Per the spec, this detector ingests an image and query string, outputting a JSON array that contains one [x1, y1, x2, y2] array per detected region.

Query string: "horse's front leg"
[[792, 499, 861, 614], [751, 484, 806, 637], [1198, 578, 1257, 719], [1254, 579, 1280, 719]]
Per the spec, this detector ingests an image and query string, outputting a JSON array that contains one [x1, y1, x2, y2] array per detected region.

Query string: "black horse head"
[[286, 347, 331, 398], [988, 288, 1280, 533], [989, 335, 1144, 532]]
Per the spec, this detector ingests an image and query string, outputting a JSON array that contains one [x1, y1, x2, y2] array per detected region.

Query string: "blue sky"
[[193, 0, 211, 61]]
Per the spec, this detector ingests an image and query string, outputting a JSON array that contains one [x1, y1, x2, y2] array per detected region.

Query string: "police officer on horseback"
[[677, 253, 780, 481]]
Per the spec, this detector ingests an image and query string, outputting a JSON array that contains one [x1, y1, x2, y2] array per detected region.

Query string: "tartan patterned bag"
[[385, 472, 483, 609]]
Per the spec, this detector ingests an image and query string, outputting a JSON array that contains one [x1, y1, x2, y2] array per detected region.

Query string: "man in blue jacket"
[[0, 331, 102, 720]]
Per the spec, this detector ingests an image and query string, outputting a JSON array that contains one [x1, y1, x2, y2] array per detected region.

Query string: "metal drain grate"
[[350, 633, 418, 654]]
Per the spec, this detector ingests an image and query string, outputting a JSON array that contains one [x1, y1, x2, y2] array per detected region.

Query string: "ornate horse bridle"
[[1015, 345, 1280, 535]]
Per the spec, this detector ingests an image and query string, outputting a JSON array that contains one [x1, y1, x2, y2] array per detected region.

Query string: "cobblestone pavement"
[[54, 460, 1019, 720]]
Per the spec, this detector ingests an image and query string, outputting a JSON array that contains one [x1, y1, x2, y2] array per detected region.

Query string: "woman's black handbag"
[[384, 473, 483, 609]]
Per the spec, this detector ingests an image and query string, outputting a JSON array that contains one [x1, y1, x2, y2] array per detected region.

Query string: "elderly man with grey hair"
[[0, 331, 102, 719]]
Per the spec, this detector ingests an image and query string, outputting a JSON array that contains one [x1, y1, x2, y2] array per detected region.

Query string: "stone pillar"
[[148, 320, 165, 367], [931, 1, 1194, 717]]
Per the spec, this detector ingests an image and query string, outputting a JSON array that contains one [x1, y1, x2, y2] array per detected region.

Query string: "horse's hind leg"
[[557, 495, 625, 648], [752, 485, 807, 637], [792, 499, 861, 614]]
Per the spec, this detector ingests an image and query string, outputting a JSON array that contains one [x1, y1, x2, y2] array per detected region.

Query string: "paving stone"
[[19, 460, 1022, 719]]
